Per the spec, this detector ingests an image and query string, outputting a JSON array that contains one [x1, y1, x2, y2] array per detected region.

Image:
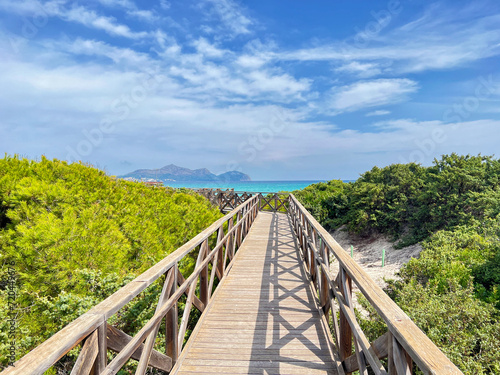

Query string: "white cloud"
[[61, 5, 149, 39], [330, 79, 418, 113], [96, 0, 135, 9], [366, 110, 391, 117], [160, 0, 170, 10], [201, 0, 253, 36], [247, 71, 310, 98], [0, 0, 149, 39], [1, 45, 499, 180], [236, 55, 266, 68], [335, 61, 383, 78], [126, 9, 158, 22], [96, 0, 159, 22], [192, 38, 227, 58], [274, 10, 500, 75], [49, 38, 152, 66]]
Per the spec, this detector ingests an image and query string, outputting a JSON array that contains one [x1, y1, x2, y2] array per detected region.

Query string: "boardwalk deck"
[[172, 211, 340, 375]]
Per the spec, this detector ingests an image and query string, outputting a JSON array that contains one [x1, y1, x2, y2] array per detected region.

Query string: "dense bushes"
[[376, 222, 500, 373], [294, 154, 500, 246], [0, 156, 222, 371], [295, 154, 500, 374]]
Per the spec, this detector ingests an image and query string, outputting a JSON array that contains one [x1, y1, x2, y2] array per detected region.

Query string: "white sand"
[[328, 225, 422, 310]]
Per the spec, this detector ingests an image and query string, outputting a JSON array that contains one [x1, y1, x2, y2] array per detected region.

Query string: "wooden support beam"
[[388, 332, 396, 374], [106, 324, 172, 372], [216, 227, 224, 278], [392, 335, 412, 375], [176, 268, 205, 313], [199, 240, 209, 307], [135, 268, 176, 375], [94, 323, 107, 374], [208, 245, 219, 299], [165, 265, 178, 364], [70, 330, 98, 375], [340, 268, 368, 375], [343, 332, 390, 373], [338, 269, 353, 366]]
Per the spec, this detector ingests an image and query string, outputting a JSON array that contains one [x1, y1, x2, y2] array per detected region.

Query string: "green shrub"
[[0, 155, 222, 369], [294, 154, 500, 246]]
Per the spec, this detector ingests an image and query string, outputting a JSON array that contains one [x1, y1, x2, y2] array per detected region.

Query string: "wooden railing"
[[195, 189, 288, 213], [288, 194, 463, 375], [2, 195, 260, 375]]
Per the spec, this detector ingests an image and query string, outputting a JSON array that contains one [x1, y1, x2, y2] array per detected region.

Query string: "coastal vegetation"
[[2, 153, 499, 373], [295, 153, 500, 374], [0, 156, 222, 371]]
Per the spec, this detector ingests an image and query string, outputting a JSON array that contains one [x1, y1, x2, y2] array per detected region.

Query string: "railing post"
[[216, 226, 224, 277], [309, 245, 316, 283], [91, 322, 107, 374], [200, 239, 209, 307], [227, 217, 235, 260], [320, 241, 330, 314], [339, 268, 353, 370], [236, 211, 243, 247], [299, 215, 305, 251], [388, 332, 396, 374], [165, 264, 178, 365], [390, 333, 413, 375]]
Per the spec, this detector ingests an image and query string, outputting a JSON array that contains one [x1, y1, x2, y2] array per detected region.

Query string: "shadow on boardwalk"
[[247, 213, 336, 375]]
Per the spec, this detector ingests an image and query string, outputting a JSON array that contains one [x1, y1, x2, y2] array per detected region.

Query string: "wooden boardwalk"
[[3, 194, 462, 375], [172, 212, 340, 375]]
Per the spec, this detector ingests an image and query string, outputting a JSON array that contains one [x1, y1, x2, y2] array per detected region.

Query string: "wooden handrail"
[[288, 194, 463, 375], [196, 188, 289, 213], [1, 195, 260, 375]]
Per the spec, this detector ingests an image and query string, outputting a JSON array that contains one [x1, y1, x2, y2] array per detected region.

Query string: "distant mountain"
[[120, 164, 251, 182]]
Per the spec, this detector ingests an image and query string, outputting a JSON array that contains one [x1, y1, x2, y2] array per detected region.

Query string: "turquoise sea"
[[163, 180, 325, 193]]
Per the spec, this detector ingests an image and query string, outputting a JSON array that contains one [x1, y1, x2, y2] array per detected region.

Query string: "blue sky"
[[1, 0, 499, 180]]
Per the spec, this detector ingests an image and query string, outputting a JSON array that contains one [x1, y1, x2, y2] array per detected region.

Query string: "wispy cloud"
[[47, 38, 152, 67], [275, 8, 500, 75], [62, 6, 148, 39], [192, 38, 228, 58], [0, 0, 150, 39], [96, 0, 159, 22], [96, 0, 136, 10], [366, 110, 391, 117], [127, 9, 158, 22], [335, 61, 384, 78], [330, 79, 418, 113], [200, 0, 254, 37]]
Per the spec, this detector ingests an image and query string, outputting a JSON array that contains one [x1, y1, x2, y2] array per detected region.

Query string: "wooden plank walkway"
[[172, 211, 340, 375]]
